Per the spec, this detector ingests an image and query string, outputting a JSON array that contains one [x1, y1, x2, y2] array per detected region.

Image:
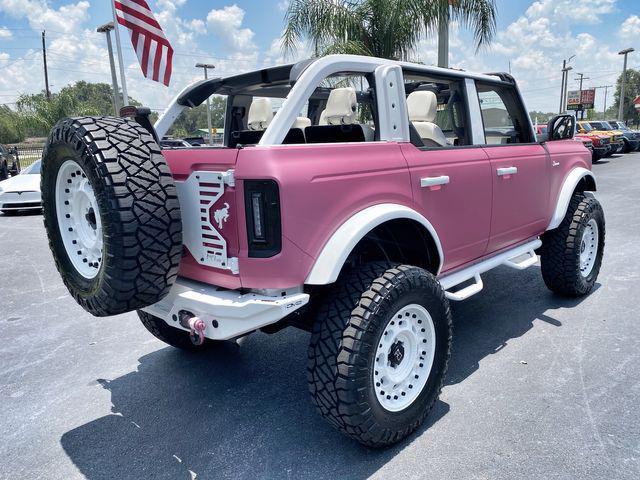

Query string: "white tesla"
[[0, 160, 42, 215]]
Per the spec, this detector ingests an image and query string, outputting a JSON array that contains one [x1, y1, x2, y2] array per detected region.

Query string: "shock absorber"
[[178, 310, 206, 346]]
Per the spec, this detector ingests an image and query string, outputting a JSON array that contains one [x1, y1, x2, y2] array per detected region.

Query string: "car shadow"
[[60, 265, 595, 480]]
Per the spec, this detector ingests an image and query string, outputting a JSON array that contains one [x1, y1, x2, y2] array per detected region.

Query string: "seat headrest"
[[407, 91, 438, 123], [248, 98, 273, 131], [324, 87, 357, 125], [293, 117, 311, 129], [318, 110, 328, 126]]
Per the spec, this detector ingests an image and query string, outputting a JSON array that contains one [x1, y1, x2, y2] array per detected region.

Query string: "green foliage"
[[168, 96, 226, 136], [4, 81, 145, 141], [612, 68, 640, 123], [0, 105, 24, 144], [529, 111, 557, 124], [283, 0, 497, 60]]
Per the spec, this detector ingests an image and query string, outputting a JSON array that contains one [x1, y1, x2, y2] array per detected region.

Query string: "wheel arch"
[[547, 167, 597, 231], [304, 204, 444, 285]]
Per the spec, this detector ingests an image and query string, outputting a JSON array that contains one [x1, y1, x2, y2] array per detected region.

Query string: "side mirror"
[[547, 115, 576, 141]]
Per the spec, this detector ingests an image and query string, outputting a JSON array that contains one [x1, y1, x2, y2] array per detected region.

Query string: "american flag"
[[114, 0, 174, 86]]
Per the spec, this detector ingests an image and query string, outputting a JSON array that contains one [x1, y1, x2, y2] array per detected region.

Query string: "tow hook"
[[178, 310, 206, 346]]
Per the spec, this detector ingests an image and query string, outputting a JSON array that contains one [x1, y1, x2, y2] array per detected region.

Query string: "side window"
[[477, 83, 532, 144], [402, 71, 470, 148]]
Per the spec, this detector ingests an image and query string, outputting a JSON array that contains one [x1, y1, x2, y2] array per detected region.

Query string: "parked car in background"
[[607, 121, 640, 151], [0, 144, 19, 180], [589, 121, 637, 153], [578, 121, 622, 155], [536, 125, 604, 162], [159, 137, 192, 148], [0, 160, 42, 215]]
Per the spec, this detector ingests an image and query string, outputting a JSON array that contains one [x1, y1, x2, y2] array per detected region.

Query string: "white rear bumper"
[[142, 278, 310, 340]]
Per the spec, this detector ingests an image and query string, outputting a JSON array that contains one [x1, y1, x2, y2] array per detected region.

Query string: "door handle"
[[552, 161, 560, 167], [497, 167, 518, 176], [421, 175, 450, 188]]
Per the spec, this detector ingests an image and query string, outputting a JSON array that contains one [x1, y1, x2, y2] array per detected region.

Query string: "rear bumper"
[[142, 277, 309, 340]]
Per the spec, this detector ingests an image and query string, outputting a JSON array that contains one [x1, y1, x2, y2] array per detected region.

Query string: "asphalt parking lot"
[[1, 152, 639, 480]]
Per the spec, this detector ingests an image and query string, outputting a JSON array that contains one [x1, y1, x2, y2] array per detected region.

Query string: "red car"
[[41, 55, 604, 448], [536, 124, 609, 162]]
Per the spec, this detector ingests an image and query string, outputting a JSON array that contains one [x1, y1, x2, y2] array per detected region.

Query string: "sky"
[[0, 0, 638, 115]]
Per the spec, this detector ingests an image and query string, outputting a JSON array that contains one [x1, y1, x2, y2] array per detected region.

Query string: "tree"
[[14, 82, 145, 138], [169, 96, 226, 136], [612, 68, 640, 123], [283, 0, 497, 60], [0, 105, 24, 144]]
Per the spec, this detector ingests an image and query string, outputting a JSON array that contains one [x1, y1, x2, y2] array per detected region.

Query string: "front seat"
[[248, 97, 273, 131], [407, 91, 449, 147], [305, 88, 373, 143], [229, 98, 273, 147]]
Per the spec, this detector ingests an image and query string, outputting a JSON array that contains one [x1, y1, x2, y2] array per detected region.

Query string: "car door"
[[400, 74, 492, 273], [476, 82, 551, 254], [402, 145, 492, 272]]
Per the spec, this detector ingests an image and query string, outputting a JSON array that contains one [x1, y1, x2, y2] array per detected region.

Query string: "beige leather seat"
[[407, 91, 449, 147], [323, 87, 358, 125], [293, 117, 311, 129], [248, 98, 273, 131]]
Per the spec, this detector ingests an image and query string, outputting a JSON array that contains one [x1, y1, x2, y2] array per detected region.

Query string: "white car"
[[0, 160, 42, 215]]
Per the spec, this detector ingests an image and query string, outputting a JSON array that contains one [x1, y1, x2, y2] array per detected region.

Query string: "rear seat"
[[305, 88, 374, 144]]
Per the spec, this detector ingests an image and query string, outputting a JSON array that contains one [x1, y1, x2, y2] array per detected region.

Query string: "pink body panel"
[[483, 144, 550, 252], [161, 138, 591, 290], [400, 144, 492, 272], [234, 143, 413, 288]]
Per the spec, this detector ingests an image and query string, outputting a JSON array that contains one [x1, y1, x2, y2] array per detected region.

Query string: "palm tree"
[[283, 0, 497, 61]]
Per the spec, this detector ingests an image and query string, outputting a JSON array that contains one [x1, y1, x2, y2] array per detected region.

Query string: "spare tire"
[[42, 116, 182, 317]]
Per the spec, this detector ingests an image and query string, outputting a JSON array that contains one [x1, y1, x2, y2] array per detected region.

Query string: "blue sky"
[[0, 0, 638, 113]]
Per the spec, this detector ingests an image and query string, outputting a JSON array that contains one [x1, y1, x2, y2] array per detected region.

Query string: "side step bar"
[[439, 239, 542, 301]]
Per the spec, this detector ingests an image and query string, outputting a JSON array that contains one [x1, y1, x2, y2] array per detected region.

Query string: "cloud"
[[0, 0, 90, 34], [526, 0, 616, 25], [619, 15, 640, 42], [0, 26, 11, 38], [206, 5, 256, 52]]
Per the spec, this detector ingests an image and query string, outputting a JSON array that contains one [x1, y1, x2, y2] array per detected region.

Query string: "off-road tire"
[[137, 311, 220, 351], [308, 262, 452, 448], [42, 116, 182, 317], [541, 193, 605, 296]]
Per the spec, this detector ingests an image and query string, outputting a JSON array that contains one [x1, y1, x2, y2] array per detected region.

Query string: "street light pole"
[[559, 56, 575, 114], [97, 22, 120, 115], [618, 48, 635, 121], [593, 85, 613, 117], [195, 63, 216, 145]]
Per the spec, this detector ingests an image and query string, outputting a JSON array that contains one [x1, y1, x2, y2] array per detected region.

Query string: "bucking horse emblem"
[[213, 202, 230, 230]]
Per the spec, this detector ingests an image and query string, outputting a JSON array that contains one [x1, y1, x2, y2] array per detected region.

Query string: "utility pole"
[[41, 31, 51, 100], [575, 73, 589, 119], [195, 63, 216, 145], [97, 22, 120, 115], [593, 85, 613, 117], [618, 48, 635, 121]]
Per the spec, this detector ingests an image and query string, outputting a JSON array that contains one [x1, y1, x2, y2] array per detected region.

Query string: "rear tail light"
[[244, 180, 281, 258]]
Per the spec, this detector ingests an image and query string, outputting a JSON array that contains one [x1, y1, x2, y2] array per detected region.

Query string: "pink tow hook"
[[178, 311, 206, 346], [188, 317, 206, 346]]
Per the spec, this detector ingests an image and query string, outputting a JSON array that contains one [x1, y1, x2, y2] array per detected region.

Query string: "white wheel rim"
[[373, 304, 436, 412], [55, 160, 103, 279], [579, 218, 599, 278]]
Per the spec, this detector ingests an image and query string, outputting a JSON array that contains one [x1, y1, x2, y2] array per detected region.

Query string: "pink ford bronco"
[[41, 55, 604, 447]]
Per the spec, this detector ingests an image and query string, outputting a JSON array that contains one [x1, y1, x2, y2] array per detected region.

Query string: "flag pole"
[[111, 0, 129, 106]]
